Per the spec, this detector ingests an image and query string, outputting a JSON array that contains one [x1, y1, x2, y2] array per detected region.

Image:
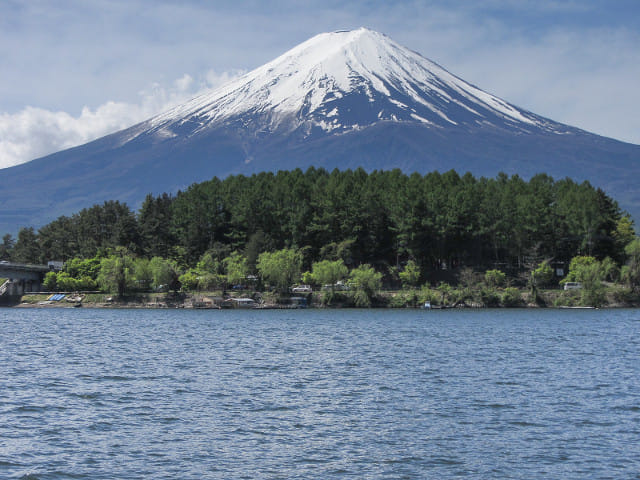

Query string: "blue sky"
[[1, 0, 639, 167]]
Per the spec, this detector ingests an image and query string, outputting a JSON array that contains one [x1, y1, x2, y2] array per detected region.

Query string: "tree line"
[[2, 167, 631, 273]]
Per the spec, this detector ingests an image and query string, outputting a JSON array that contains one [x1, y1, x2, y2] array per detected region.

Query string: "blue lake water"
[[1, 307, 639, 479]]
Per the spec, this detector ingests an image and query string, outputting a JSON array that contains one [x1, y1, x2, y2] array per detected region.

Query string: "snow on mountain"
[[146, 28, 559, 140], [1, 28, 639, 234]]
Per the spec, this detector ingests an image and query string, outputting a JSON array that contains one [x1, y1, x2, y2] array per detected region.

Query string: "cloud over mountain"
[[0, 28, 639, 233], [0, 70, 242, 168]]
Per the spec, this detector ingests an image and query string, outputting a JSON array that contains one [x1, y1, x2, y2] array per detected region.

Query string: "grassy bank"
[[14, 284, 640, 309]]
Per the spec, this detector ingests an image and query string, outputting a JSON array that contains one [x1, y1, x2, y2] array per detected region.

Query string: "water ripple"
[[1, 308, 639, 479]]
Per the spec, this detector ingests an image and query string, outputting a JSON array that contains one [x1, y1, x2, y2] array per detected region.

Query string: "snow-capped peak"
[[150, 28, 553, 137]]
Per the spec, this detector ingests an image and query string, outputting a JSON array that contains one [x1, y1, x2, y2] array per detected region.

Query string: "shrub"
[[56, 272, 79, 291], [43, 271, 58, 291], [484, 269, 506, 288], [178, 270, 199, 291], [501, 287, 523, 307], [532, 261, 554, 287], [480, 287, 501, 307]]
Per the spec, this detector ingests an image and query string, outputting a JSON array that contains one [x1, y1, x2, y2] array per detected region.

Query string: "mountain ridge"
[[1, 28, 639, 233]]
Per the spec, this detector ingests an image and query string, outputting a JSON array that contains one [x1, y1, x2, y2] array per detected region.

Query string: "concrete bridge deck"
[[0, 261, 51, 296]]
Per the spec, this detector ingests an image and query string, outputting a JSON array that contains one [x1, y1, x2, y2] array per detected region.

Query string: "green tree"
[[310, 259, 348, 289], [197, 252, 220, 274], [65, 257, 102, 280], [37, 216, 77, 262], [501, 287, 523, 307], [133, 258, 153, 291], [484, 269, 506, 288], [563, 256, 598, 283], [531, 261, 554, 287], [97, 249, 135, 296], [223, 251, 249, 287], [622, 238, 640, 291], [613, 216, 635, 255], [138, 193, 174, 258], [564, 255, 609, 306], [577, 263, 607, 306], [43, 271, 58, 291], [56, 272, 79, 292], [256, 248, 302, 292], [398, 260, 421, 288], [76, 276, 97, 291], [0, 234, 14, 260], [149, 256, 179, 291], [11, 227, 40, 263], [178, 270, 199, 291], [349, 264, 382, 307]]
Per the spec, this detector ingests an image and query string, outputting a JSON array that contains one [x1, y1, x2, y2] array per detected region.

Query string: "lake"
[[1, 308, 639, 479]]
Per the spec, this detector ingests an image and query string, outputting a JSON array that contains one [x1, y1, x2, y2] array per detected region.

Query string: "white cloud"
[[0, 69, 243, 169], [1, 0, 639, 171]]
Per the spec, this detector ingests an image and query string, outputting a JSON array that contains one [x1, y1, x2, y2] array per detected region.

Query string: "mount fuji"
[[1, 28, 639, 232]]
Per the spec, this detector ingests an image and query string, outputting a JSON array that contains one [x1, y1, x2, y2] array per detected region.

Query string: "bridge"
[[0, 261, 51, 297]]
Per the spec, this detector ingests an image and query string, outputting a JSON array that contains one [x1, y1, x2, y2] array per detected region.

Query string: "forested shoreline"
[[2, 167, 640, 307]]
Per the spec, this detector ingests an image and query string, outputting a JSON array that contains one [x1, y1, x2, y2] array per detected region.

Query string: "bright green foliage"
[[399, 260, 421, 288], [301, 271, 314, 285], [149, 256, 179, 290], [564, 256, 598, 283], [532, 261, 554, 287], [577, 263, 607, 306], [77, 276, 97, 291], [43, 271, 58, 291], [196, 252, 220, 275], [197, 273, 224, 291], [43, 270, 97, 292], [195, 251, 225, 290], [622, 238, 640, 290], [310, 259, 348, 288], [97, 250, 135, 296], [484, 269, 506, 288], [417, 285, 439, 305], [563, 255, 612, 306], [56, 272, 78, 291], [178, 270, 199, 291], [349, 264, 382, 306], [133, 258, 153, 291], [257, 248, 302, 292], [614, 216, 636, 251], [223, 252, 248, 286], [65, 257, 101, 280]]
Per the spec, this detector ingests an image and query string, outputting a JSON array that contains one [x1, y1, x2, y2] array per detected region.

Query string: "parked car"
[[563, 282, 582, 290], [322, 281, 350, 291], [291, 285, 312, 293]]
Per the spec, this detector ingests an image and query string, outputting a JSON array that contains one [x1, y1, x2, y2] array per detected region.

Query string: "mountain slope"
[[1, 28, 639, 233]]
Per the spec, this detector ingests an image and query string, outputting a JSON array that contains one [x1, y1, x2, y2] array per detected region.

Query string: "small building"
[[232, 297, 256, 308], [48, 261, 64, 271]]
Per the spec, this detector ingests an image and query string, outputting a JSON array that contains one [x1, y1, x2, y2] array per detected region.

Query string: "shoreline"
[[6, 285, 640, 310]]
